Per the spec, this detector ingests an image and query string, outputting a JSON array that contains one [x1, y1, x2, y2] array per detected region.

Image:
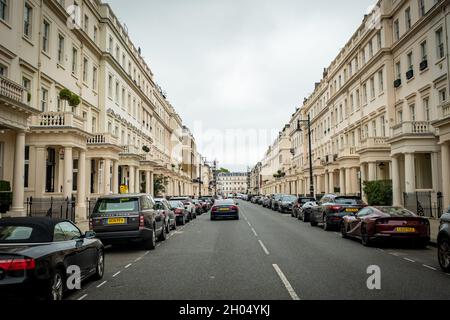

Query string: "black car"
[[271, 194, 284, 211], [292, 197, 316, 219], [0, 217, 104, 300], [90, 194, 166, 250], [309, 194, 367, 231], [278, 195, 297, 213], [438, 208, 450, 272], [211, 199, 240, 220], [168, 200, 190, 225]]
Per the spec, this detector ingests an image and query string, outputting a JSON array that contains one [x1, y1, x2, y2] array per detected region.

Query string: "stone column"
[[128, 166, 135, 193], [329, 171, 334, 194], [112, 161, 119, 194], [351, 167, 359, 195], [431, 152, 440, 194], [345, 168, 351, 195], [368, 162, 377, 181], [360, 164, 367, 200], [324, 172, 329, 194], [392, 156, 401, 206], [150, 171, 154, 197], [34, 146, 46, 198], [103, 159, 111, 195], [9, 131, 26, 216], [85, 157, 91, 197], [441, 143, 450, 210], [63, 146, 73, 199], [135, 167, 140, 193], [404, 153, 416, 193], [339, 169, 345, 195], [316, 175, 322, 194], [145, 171, 151, 194], [76, 150, 86, 220]]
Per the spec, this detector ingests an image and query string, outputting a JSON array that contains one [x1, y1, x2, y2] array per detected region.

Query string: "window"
[[115, 81, 119, 103], [0, 0, 8, 21], [420, 41, 427, 61], [92, 116, 97, 133], [350, 93, 354, 113], [0, 63, 6, 77], [82, 57, 88, 83], [121, 88, 125, 108], [83, 14, 89, 32], [419, 0, 425, 17], [436, 28, 445, 59], [409, 104, 416, 121], [377, 31, 382, 49], [378, 70, 384, 92], [24, 146, 29, 188], [58, 222, 81, 240], [405, 7, 411, 30], [73, 159, 78, 191], [396, 61, 401, 79], [394, 19, 400, 41], [423, 98, 430, 121], [407, 52, 413, 71], [363, 83, 368, 104], [92, 66, 97, 90], [108, 75, 113, 97], [368, 41, 373, 58], [57, 34, 64, 64], [45, 148, 56, 193], [42, 20, 51, 53], [93, 26, 97, 43], [355, 89, 360, 108], [41, 87, 48, 111], [116, 45, 120, 61], [57, 93, 62, 112], [72, 47, 78, 75], [372, 120, 377, 137], [23, 3, 32, 38], [380, 116, 386, 136], [439, 88, 447, 103], [397, 108, 403, 124], [370, 77, 375, 99], [109, 36, 113, 52]]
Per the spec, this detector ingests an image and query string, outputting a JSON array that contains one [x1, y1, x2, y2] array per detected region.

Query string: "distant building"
[[217, 172, 248, 196]]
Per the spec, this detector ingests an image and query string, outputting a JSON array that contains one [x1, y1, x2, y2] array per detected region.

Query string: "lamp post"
[[296, 114, 314, 197]]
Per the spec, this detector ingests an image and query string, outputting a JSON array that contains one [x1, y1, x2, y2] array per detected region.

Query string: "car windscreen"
[[378, 207, 416, 217], [0, 225, 49, 243], [215, 200, 234, 206], [169, 201, 183, 208], [300, 198, 315, 203], [334, 198, 365, 205], [94, 198, 139, 213], [282, 196, 296, 202]]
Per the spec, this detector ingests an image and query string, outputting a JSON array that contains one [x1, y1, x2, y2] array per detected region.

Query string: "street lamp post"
[[296, 114, 314, 198]]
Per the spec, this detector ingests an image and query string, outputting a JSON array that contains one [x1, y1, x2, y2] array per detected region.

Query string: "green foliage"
[[218, 167, 230, 174], [59, 89, 72, 101], [68, 94, 81, 107], [0, 180, 11, 192], [363, 180, 393, 206], [154, 176, 168, 196]]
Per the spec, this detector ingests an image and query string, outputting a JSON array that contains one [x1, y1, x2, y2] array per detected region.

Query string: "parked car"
[[199, 198, 212, 211], [90, 194, 166, 250], [310, 194, 367, 231], [192, 199, 204, 215], [168, 200, 190, 225], [0, 217, 104, 300], [211, 199, 240, 220], [292, 197, 317, 219], [271, 194, 284, 211], [438, 208, 450, 272], [154, 198, 177, 231], [278, 195, 297, 213], [262, 196, 271, 208], [341, 206, 430, 247], [297, 201, 318, 222], [170, 197, 196, 220]]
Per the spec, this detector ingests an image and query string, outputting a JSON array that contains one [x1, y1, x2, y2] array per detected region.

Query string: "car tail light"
[[0, 258, 36, 271], [330, 205, 342, 211], [212, 207, 218, 212], [231, 206, 238, 211], [174, 209, 182, 214], [89, 218, 93, 230], [139, 215, 145, 228]]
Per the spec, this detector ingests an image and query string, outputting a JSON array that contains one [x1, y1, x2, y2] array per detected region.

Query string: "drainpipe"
[[36, 0, 44, 112]]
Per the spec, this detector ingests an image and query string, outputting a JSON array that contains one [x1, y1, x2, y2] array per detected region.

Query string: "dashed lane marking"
[[258, 240, 270, 255], [112, 271, 121, 278], [124, 263, 132, 269], [77, 294, 88, 300], [272, 264, 300, 300], [251, 228, 258, 237], [404, 258, 416, 263], [423, 264, 437, 271], [96, 281, 107, 288]]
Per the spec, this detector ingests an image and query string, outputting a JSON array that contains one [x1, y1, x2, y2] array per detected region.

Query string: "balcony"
[[391, 121, 435, 137], [87, 133, 118, 146], [357, 137, 389, 152], [0, 76, 27, 104], [338, 146, 357, 159], [120, 145, 142, 155], [440, 101, 450, 119], [31, 112, 86, 131]]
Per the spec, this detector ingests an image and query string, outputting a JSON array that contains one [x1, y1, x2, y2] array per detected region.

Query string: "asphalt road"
[[68, 201, 450, 300]]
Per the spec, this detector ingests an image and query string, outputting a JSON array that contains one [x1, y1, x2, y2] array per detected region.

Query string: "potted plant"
[[59, 88, 72, 101], [68, 94, 81, 107]]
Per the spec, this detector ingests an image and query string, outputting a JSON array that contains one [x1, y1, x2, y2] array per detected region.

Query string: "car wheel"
[[158, 225, 167, 241], [143, 229, 156, 250], [361, 225, 372, 247], [92, 249, 105, 281], [166, 222, 171, 234], [323, 217, 330, 231], [438, 237, 450, 272], [340, 223, 348, 239], [235, 215, 239, 220], [310, 216, 318, 227], [211, 215, 215, 221], [47, 269, 65, 301], [303, 212, 309, 223]]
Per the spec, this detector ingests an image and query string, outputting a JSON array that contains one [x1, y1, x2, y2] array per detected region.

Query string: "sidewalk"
[[428, 218, 440, 246]]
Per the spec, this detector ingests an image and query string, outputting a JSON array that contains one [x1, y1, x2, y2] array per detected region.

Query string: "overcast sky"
[[107, 0, 375, 172]]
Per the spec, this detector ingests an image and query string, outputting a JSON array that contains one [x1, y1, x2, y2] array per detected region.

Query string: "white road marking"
[[134, 257, 142, 262], [112, 271, 121, 278], [144, 251, 150, 255], [389, 252, 399, 257], [272, 264, 300, 300], [423, 264, 437, 271], [125, 263, 132, 269], [404, 258, 416, 263], [96, 281, 107, 288], [77, 294, 88, 300], [156, 244, 161, 247], [251, 228, 258, 237], [258, 240, 270, 255]]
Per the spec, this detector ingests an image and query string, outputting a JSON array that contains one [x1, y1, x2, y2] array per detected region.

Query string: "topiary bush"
[[59, 89, 72, 101], [68, 94, 81, 107], [363, 180, 393, 206]]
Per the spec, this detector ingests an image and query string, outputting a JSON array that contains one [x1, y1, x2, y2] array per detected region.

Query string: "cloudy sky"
[[107, 0, 375, 171]]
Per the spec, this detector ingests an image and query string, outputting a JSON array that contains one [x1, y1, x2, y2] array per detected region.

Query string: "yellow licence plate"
[[219, 208, 230, 212], [345, 208, 358, 212], [107, 218, 126, 225], [395, 227, 416, 233]]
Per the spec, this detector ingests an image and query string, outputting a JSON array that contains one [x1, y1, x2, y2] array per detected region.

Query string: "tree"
[[218, 167, 230, 174], [363, 180, 393, 206], [154, 176, 168, 196]]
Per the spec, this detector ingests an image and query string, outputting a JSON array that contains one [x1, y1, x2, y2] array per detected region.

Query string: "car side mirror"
[[236, 202, 239, 205], [84, 231, 96, 239]]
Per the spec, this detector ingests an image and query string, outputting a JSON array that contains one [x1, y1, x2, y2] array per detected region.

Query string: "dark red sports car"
[[340, 206, 430, 247]]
